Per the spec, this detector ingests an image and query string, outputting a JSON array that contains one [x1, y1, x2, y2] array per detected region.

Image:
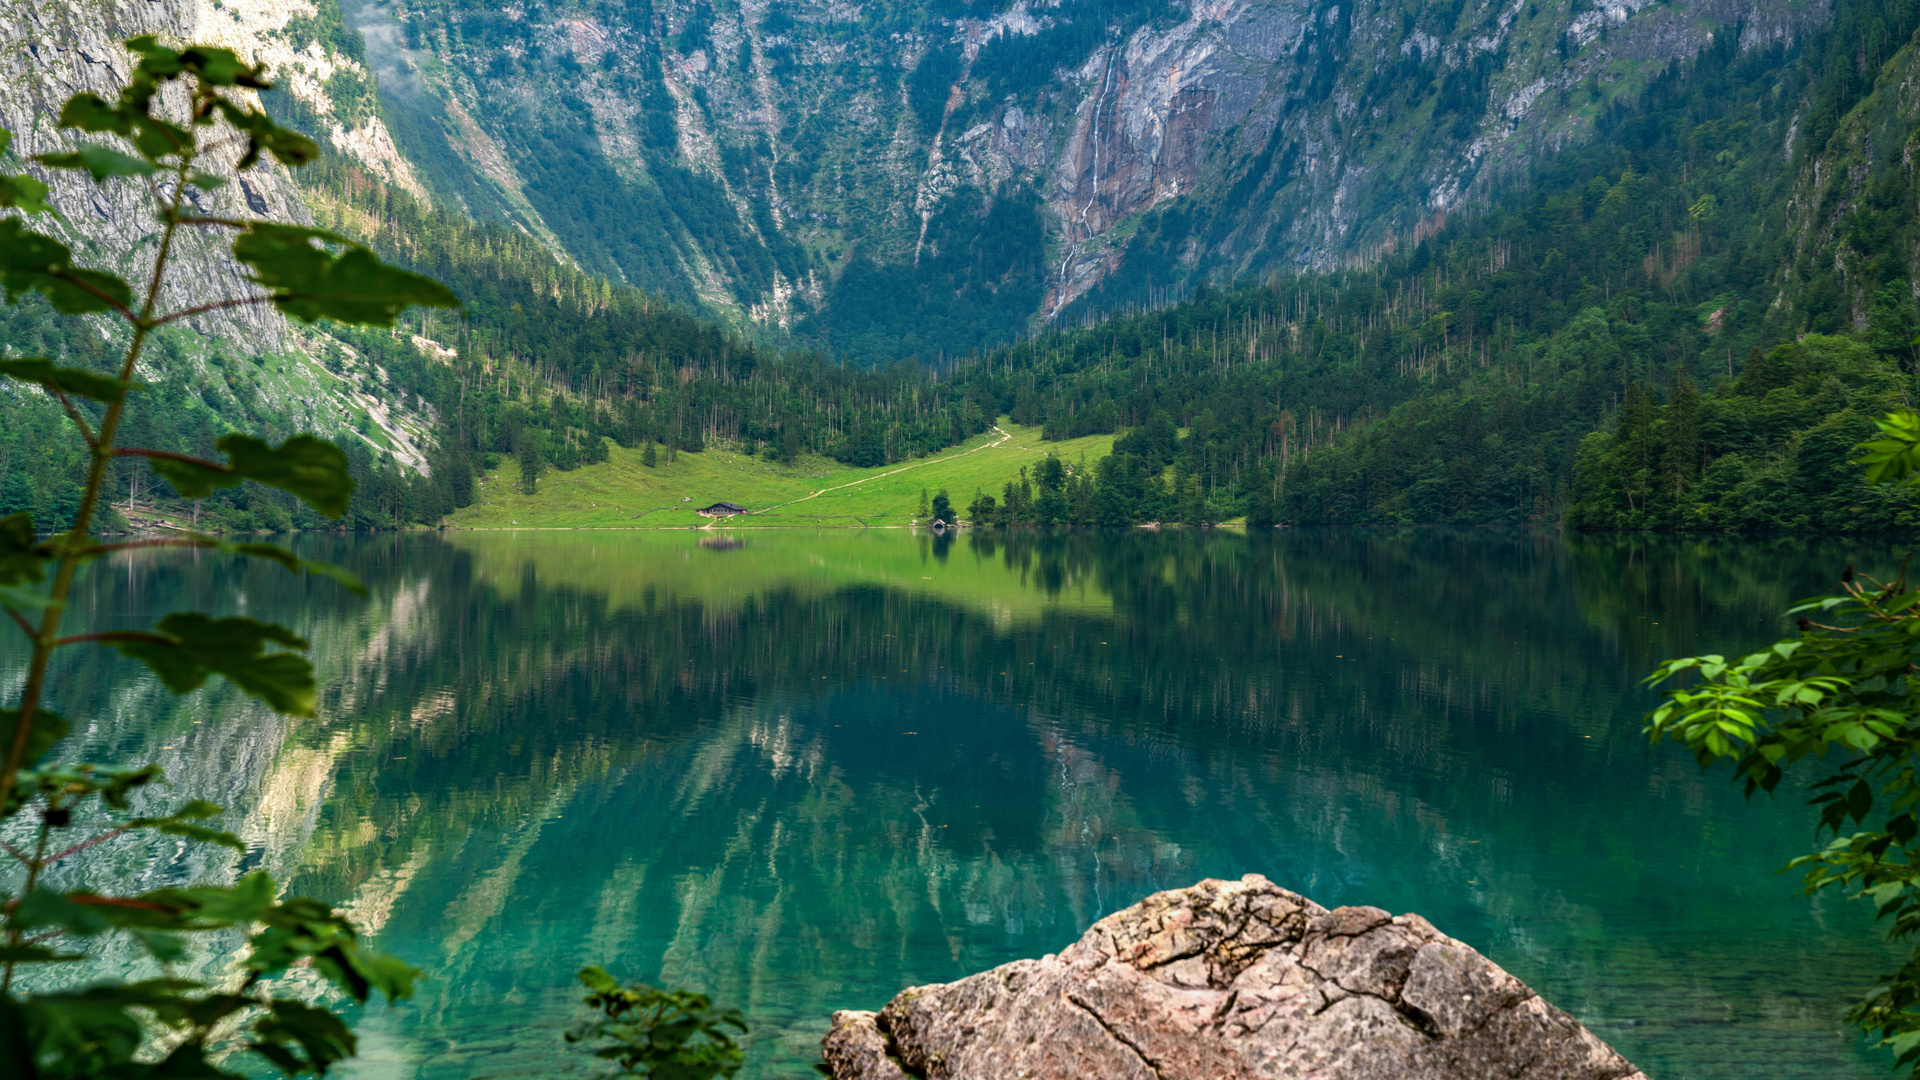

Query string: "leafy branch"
[[0, 34, 453, 1078], [1647, 410, 1920, 1071]]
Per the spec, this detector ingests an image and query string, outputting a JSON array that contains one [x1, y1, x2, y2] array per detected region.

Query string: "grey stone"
[[821, 874, 1646, 1080]]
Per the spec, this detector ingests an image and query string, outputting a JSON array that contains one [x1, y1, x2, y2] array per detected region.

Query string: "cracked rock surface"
[[820, 874, 1646, 1080]]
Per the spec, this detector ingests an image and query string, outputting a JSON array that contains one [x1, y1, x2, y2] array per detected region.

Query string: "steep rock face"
[[1028, 0, 1824, 314], [0, 0, 436, 463], [820, 874, 1646, 1080], [0, 0, 422, 343], [1776, 20, 1920, 333], [373, 0, 1827, 347]]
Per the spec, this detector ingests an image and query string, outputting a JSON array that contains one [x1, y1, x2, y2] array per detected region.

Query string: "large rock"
[[821, 874, 1646, 1080]]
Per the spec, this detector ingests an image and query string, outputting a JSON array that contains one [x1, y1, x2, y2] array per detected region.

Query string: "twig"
[[113, 447, 224, 470], [81, 536, 217, 557], [44, 827, 131, 865], [151, 294, 275, 327], [58, 273, 139, 323], [53, 631, 174, 647], [46, 386, 97, 448]]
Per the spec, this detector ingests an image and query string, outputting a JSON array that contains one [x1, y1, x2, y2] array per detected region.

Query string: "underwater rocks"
[[820, 873, 1645, 1080]]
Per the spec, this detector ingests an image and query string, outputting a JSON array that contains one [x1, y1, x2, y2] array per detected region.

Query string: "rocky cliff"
[[821, 874, 1646, 1080], [0, 0, 1844, 361], [355, 0, 1828, 355], [0, 0, 438, 465]]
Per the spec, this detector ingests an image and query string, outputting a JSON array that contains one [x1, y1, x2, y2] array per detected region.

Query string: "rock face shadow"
[[821, 873, 1647, 1080]]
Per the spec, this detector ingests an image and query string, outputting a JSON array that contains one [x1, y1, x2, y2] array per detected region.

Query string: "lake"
[[11, 528, 1910, 1078]]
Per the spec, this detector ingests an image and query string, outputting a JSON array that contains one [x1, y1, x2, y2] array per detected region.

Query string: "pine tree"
[[1660, 375, 1700, 501], [1615, 383, 1655, 515], [518, 428, 546, 494]]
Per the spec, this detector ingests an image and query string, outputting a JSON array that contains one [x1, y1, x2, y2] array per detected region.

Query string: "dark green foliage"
[[971, 0, 1175, 106], [1645, 438, 1920, 1070], [281, 0, 367, 65], [146, 433, 357, 518], [567, 967, 746, 1080], [1568, 335, 1920, 531], [231, 223, 458, 327], [908, 45, 963, 134], [518, 426, 546, 494], [945, 0, 1920, 530], [110, 614, 318, 715], [929, 489, 953, 525], [0, 218, 134, 315], [0, 357, 126, 402], [802, 186, 1046, 365]]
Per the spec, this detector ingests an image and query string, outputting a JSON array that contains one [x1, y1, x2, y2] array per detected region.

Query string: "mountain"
[[3, 0, 1913, 535], [281, 0, 1827, 360], [925, 0, 1920, 529]]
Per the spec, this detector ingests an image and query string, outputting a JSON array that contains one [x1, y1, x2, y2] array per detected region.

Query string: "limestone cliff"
[[364, 0, 1829, 345], [0, 0, 1842, 357], [0, 0, 437, 466]]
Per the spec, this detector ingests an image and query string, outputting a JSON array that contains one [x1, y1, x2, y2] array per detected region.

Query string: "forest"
[[942, 0, 1920, 529]]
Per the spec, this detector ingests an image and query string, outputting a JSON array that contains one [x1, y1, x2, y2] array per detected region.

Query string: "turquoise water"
[[15, 529, 1913, 1077]]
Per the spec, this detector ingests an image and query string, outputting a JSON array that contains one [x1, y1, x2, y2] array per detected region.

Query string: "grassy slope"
[[449, 420, 1118, 528]]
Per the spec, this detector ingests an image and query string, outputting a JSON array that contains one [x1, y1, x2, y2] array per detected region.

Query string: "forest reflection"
[[10, 528, 1906, 1078]]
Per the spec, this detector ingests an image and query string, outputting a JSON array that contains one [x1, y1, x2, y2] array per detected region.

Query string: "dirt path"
[[755, 425, 1013, 515]]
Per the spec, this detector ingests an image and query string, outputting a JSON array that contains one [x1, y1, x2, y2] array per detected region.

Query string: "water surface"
[[12, 528, 1910, 1078]]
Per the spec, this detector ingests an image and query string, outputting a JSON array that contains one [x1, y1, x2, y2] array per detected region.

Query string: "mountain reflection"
[[8, 529, 1909, 1078]]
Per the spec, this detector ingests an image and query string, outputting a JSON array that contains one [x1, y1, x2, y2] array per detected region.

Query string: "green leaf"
[[0, 218, 134, 315], [147, 872, 279, 928], [579, 965, 621, 993], [151, 434, 355, 519], [128, 800, 245, 852], [123, 35, 186, 78], [0, 707, 71, 770], [0, 128, 52, 216], [0, 944, 87, 963], [15, 888, 114, 937], [0, 174, 52, 215], [211, 101, 318, 170], [225, 541, 366, 594], [176, 45, 271, 90], [57, 77, 192, 162], [59, 93, 135, 136], [132, 929, 188, 963], [111, 613, 316, 715], [1858, 409, 1920, 487], [0, 512, 47, 586], [0, 584, 50, 615], [35, 146, 158, 180], [231, 223, 458, 328], [0, 356, 129, 401], [250, 998, 357, 1074]]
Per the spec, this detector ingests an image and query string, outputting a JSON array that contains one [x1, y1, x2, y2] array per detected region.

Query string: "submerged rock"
[[820, 874, 1645, 1080]]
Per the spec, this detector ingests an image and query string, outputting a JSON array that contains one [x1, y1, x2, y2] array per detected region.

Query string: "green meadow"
[[448, 420, 1119, 529]]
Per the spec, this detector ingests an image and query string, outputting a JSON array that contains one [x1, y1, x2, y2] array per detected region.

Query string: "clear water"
[[10, 528, 1911, 1078]]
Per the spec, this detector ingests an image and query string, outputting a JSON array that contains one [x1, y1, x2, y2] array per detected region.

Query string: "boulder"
[[821, 874, 1646, 1080]]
